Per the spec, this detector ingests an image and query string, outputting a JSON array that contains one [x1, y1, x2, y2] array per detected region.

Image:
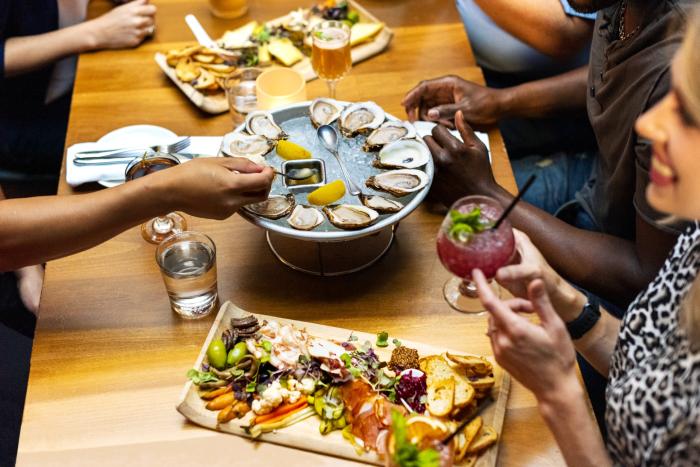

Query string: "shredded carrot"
[[253, 400, 308, 425]]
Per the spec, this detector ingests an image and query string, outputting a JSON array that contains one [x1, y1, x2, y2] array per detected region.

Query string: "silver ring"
[[146, 25, 156, 36]]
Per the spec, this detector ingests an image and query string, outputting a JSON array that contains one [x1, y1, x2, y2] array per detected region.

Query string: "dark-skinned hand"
[[423, 110, 499, 207], [401, 75, 504, 129]]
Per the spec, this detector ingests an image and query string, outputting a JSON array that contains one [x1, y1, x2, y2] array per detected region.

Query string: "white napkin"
[[412, 121, 491, 163], [65, 137, 223, 187]]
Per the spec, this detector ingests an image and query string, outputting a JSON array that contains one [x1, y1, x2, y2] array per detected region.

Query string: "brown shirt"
[[578, 0, 695, 240]]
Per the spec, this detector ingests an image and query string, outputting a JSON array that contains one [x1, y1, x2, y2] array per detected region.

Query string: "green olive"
[[227, 341, 249, 367], [206, 338, 227, 370]]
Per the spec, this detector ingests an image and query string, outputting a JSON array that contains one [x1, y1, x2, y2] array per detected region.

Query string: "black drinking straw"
[[492, 174, 537, 230]]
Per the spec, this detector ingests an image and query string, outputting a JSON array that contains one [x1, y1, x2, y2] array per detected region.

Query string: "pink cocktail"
[[436, 196, 515, 313]]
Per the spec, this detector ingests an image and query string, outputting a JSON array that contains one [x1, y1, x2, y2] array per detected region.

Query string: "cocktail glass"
[[436, 195, 515, 313], [124, 153, 188, 244], [311, 20, 352, 99]]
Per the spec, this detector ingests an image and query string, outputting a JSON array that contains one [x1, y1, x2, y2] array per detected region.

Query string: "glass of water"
[[223, 67, 263, 125], [156, 231, 218, 319]]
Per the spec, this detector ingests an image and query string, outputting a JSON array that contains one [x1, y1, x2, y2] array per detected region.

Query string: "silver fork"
[[74, 137, 191, 160]]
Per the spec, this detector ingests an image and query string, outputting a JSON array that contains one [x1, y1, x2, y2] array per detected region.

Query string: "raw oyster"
[[373, 138, 430, 169], [245, 111, 288, 140], [244, 194, 295, 219], [222, 132, 274, 159], [359, 194, 404, 214], [309, 98, 344, 127], [322, 204, 379, 230], [287, 205, 324, 231], [363, 121, 416, 152], [365, 169, 429, 197], [338, 101, 385, 137]]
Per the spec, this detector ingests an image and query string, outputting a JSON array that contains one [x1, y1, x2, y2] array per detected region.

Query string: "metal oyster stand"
[[230, 102, 435, 276]]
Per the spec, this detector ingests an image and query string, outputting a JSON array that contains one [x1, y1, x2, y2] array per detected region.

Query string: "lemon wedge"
[[276, 140, 311, 160], [307, 180, 346, 205]]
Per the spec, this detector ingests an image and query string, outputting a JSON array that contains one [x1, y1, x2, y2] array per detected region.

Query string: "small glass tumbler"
[[156, 231, 218, 319], [223, 67, 263, 125]]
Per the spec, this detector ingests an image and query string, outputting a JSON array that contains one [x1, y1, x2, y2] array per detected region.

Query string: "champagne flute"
[[124, 153, 188, 244], [436, 195, 515, 313], [311, 20, 352, 99]]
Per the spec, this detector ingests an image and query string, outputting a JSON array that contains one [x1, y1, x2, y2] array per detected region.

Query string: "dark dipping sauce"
[[125, 157, 178, 181]]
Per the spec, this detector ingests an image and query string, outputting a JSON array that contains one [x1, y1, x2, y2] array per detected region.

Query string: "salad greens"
[[391, 411, 441, 467], [186, 369, 218, 385]]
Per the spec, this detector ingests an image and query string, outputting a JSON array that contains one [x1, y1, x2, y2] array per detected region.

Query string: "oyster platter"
[[177, 302, 510, 466], [227, 99, 435, 241]]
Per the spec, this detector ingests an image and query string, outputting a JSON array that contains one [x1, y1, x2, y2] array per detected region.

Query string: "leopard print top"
[[606, 224, 700, 466]]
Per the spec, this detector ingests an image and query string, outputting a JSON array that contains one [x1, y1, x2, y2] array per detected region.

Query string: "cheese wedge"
[[268, 38, 304, 66], [219, 21, 258, 49], [350, 22, 384, 46]]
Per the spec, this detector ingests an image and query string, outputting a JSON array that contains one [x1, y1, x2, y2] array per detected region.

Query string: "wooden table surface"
[[17, 1, 567, 465]]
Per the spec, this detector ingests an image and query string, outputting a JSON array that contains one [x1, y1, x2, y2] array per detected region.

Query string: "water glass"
[[223, 67, 262, 125], [156, 231, 218, 319]]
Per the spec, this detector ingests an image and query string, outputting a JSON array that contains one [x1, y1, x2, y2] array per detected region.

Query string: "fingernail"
[[427, 109, 438, 120]]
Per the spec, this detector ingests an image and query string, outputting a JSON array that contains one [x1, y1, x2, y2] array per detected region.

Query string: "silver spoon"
[[317, 125, 362, 197], [274, 168, 318, 181]]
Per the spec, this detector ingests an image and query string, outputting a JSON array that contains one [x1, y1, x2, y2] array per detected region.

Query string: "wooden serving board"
[[176, 302, 510, 466], [156, 0, 393, 114]]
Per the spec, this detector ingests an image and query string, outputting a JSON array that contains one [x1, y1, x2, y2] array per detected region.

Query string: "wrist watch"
[[565, 293, 601, 340]]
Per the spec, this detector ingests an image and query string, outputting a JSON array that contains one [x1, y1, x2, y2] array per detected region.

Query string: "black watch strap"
[[566, 294, 601, 340]]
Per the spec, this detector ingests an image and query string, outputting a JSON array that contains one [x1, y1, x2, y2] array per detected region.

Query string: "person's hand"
[[87, 0, 157, 50], [154, 157, 275, 220], [495, 230, 587, 322], [401, 75, 505, 128], [423, 111, 500, 206], [473, 269, 579, 403]]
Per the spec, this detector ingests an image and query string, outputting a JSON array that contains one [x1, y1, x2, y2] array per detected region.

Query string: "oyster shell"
[[323, 204, 379, 230], [287, 205, 324, 231], [338, 101, 385, 137], [245, 111, 288, 140], [309, 98, 344, 128], [363, 121, 416, 152], [365, 169, 429, 197], [222, 132, 274, 159], [373, 138, 430, 169], [359, 194, 404, 214], [244, 194, 295, 219]]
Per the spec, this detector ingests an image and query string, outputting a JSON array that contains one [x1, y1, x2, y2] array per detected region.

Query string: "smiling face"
[[635, 38, 700, 220]]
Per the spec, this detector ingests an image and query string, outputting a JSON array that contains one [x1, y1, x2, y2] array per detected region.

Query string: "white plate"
[[96, 125, 178, 187]]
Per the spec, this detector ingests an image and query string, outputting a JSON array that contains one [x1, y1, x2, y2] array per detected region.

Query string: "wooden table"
[[17, 1, 566, 465]]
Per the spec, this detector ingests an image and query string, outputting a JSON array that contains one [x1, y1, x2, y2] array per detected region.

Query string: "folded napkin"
[[412, 121, 491, 163], [65, 136, 223, 187]]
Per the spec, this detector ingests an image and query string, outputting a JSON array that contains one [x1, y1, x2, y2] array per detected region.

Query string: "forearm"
[[473, 0, 592, 59], [4, 22, 98, 77], [489, 188, 649, 305], [0, 178, 173, 271], [538, 376, 611, 467], [498, 66, 588, 118]]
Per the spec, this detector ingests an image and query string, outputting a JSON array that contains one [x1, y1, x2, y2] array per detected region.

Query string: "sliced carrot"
[[253, 400, 308, 425], [201, 385, 232, 400], [206, 391, 235, 410]]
